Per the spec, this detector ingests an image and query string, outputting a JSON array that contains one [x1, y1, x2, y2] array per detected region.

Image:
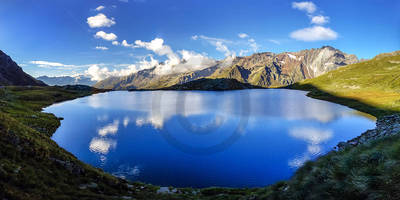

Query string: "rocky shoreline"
[[337, 114, 400, 151]]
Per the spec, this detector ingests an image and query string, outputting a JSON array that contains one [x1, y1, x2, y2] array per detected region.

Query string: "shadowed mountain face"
[[0, 50, 46, 86], [37, 75, 96, 86], [95, 46, 358, 90]]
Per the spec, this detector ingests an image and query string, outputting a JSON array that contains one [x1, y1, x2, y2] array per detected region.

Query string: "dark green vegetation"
[[162, 78, 263, 90]]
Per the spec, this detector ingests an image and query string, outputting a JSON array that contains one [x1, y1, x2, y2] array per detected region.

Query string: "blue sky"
[[0, 0, 399, 79]]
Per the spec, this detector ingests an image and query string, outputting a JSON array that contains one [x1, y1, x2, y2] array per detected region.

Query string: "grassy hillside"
[[0, 86, 210, 199], [289, 51, 400, 117]]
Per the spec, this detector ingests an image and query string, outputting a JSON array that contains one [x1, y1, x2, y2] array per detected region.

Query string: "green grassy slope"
[[289, 51, 400, 117], [0, 86, 137, 199], [0, 86, 208, 199]]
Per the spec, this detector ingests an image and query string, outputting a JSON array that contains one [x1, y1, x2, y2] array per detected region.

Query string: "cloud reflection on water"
[[89, 137, 117, 154], [98, 120, 119, 136], [86, 90, 353, 130], [288, 127, 333, 168]]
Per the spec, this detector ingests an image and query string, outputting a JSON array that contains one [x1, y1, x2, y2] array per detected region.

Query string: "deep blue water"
[[45, 89, 375, 188]]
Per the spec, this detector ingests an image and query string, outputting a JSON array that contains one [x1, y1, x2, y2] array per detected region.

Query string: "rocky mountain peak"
[[95, 46, 358, 90], [0, 50, 46, 86]]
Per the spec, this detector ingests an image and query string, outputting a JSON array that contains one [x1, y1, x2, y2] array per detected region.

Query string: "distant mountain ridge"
[[162, 78, 262, 91], [95, 46, 358, 90], [0, 50, 46, 86], [37, 75, 96, 86]]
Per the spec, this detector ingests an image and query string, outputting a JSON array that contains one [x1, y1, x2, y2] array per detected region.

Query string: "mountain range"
[[37, 75, 96, 86], [95, 46, 358, 90], [0, 50, 46, 86]]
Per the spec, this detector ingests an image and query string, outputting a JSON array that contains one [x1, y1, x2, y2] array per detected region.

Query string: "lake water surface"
[[46, 89, 375, 188]]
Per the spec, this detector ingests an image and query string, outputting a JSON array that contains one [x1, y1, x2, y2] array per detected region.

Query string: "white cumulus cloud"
[[311, 15, 329, 25], [134, 38, 181, 71], [95, 31, 117, 41], [87, 13, 116, 28], [122, 40, 134, 47], [84, 56, 159, 81], [85, 64, 133, 81], [290, 26, 338, 41], [126, 38, 217, 75], [134, 38, 178, 60], [292, 1, 316, 14]]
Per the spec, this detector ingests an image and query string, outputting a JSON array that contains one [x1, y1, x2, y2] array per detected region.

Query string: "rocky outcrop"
[[95, 46, 358, 90], [0, 50, 46, 86], [211, 46, 358, 87], [337, 115, 400, 150]]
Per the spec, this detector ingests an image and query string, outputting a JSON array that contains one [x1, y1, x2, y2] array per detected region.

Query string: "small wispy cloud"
[[192, 35, 234, 57], [238, 33, 249, 38], [95, 46, 109, 50], [248, 38, 258, 52], [95, 5, 105, 11], [268, 39, 281, 45], [29, 61, 79, 69]]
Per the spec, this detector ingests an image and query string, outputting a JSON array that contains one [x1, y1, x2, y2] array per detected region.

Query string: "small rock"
[[157, 187, 171, 194], [79, 182, 97, 190], [88, 182, 98, 188], [13, 166, 21, 174]]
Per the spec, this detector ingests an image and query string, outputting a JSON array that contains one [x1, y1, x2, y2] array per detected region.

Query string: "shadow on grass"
[[285, 83, 399, 118]]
